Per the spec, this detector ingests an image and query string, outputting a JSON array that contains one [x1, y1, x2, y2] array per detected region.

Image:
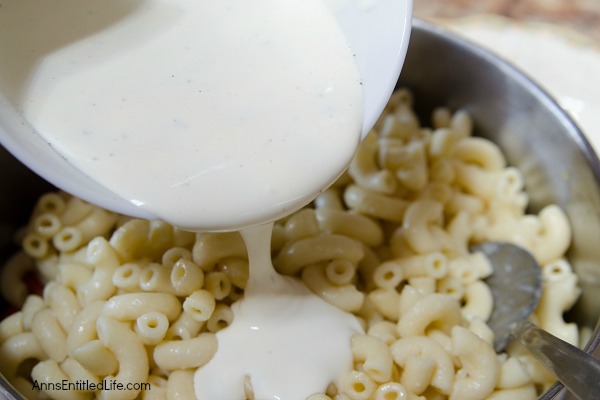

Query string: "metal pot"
[[0, 18, 599, 400]]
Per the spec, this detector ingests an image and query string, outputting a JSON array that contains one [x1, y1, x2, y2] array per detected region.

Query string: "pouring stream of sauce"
[[194, 224, 363, 399]]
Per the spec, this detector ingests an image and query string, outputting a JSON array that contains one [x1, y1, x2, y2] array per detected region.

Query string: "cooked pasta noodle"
[[0, 89, 581, 400], [1, 252, 34, 307]]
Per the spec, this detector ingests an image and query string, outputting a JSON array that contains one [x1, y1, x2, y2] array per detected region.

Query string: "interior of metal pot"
[[399, 19, 600, 400], [0, 18, 599, 400]]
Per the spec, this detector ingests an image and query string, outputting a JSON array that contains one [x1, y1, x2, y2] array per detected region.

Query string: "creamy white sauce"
[[195, 224, 363, 400], [0, 0, 362, 231], [1, 0, 370, 398]]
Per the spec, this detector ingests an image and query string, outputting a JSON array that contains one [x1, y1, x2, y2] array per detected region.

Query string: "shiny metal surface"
[[0, 18, 599, 400], [512, 319, 600, 400], [474, 240, 600, 400], [472, 241, 543, 353]]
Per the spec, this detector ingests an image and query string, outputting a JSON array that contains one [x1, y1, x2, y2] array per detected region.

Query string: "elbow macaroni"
[[0, 89, 580, 400]]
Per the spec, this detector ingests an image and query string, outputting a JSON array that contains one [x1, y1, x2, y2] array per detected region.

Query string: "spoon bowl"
[[476, 241, 600, 400], [0, 0, 412, 221], [472, 241, 542, 352]]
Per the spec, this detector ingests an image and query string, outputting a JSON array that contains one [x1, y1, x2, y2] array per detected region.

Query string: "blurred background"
[[412, 0, 600, 155], [415, 0, 600, 41]]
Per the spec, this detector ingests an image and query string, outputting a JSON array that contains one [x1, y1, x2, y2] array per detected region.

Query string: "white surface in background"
[[444, 15, 600, 154]]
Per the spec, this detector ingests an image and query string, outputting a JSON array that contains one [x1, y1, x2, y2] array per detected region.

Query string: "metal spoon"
[[473, 241, 600, 400]]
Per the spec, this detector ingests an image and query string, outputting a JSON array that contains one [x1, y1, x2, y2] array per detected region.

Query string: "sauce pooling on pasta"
[[195, 224, 363, 399]]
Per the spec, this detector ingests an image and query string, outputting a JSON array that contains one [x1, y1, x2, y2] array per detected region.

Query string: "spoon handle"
[[512, 320, 600, 400]]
